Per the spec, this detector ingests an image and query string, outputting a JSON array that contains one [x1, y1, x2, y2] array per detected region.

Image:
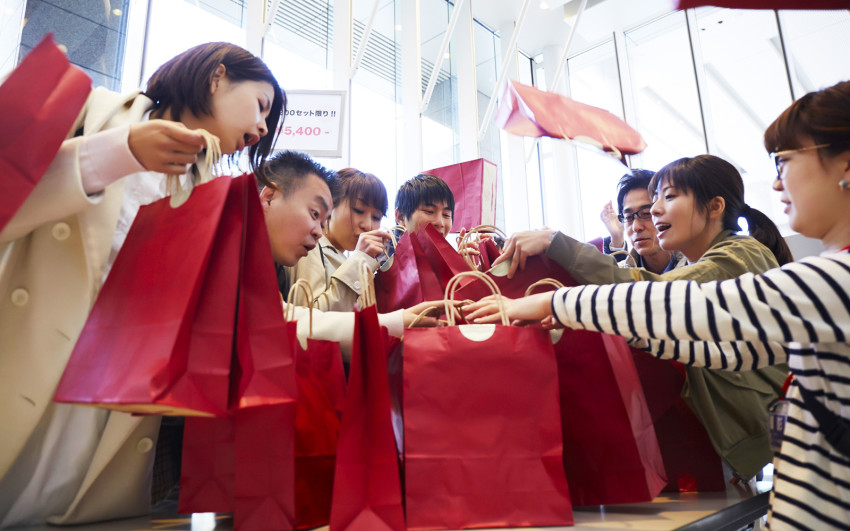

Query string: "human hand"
[[462, 292, 555, 325], [490, 229, 555, 279], [457, 228, 482, 267], [403, 300, 447, 328], [128, 120, 209, 175], [600, 200, 625, 248], [356, 229, 390, 259]]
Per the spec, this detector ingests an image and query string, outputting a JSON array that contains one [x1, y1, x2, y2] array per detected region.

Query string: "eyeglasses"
[[617, 206, 653, 224], [770, 144, 831, 179]]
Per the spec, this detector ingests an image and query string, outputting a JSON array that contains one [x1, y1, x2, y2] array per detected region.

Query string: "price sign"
[[276, 89, 346, 157]]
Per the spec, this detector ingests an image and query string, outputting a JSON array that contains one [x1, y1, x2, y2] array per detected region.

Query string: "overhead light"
[[444, 52, 450, 59], [395, 24, 402, 31], [112, 8, 122, 16], [540, 1, 550, 9]]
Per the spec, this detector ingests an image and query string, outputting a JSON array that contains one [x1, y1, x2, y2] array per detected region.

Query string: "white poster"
[[277, 89, 346, 157]]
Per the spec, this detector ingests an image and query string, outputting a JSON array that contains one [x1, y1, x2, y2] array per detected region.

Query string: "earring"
[[840, 179, 849, 191]]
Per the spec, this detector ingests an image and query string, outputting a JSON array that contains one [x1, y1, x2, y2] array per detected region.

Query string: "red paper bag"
[[0, 34, 91, 233], [423, 158, 497, 233], [180, 314, 345, 529], [293, 335, 347, 529], [629, 350, 725, 492], [179, 402, 297, 530], [477, 237, 501, 271], [401, 272, 572, 529], [413, 224, 472, 292], [552, 329, 667, 505], [495, 79, 646, 159], [454, 254, 579, 302], [375, 230, 443, 313], [677, 0, 848, 8], [54, 176, 244, 416], [330, 300, 405, 531]]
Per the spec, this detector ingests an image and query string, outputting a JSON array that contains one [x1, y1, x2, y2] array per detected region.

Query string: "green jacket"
[[546, 230, 788, 479]]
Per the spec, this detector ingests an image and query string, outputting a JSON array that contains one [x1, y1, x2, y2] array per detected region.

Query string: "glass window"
[[691, 7, 793, 232], [568, 40, 628, 241], [19, 0, 131, 90], [263, 0, 332, 91], [625, 11, 706, 170], [142, 0, 246, 83], [420, 0, 457, 170], [475, 20, 505, 230], [779, 9, 850, 96]]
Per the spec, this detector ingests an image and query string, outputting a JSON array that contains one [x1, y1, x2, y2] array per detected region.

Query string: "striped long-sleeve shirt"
[[552, 250, 850, 530]]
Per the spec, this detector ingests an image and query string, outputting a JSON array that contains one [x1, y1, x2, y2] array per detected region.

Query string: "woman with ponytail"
[[491, 154, 791, 484]]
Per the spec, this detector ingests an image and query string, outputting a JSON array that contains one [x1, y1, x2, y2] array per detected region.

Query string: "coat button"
[[136, 437, 154, 454], [10, 288, 29, 307], [353, 281, 361, 290], [51, 222, 71, 241]]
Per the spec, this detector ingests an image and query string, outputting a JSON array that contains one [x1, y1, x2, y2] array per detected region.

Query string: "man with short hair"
[[394, 173, 455, 238]]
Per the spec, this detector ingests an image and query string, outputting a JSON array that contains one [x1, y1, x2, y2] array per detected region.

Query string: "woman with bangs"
[[490, 155, 793, 484], [289, 167, 391, 311], [467, 80, 850, 530]]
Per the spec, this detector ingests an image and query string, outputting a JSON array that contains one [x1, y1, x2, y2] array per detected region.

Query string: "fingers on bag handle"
[[167, 129, 222, 208], [457, 225, 507, 271], [408, 306, 440, 328], [444, 271, 509, 326], [524, 278, 565, 297], [286, 279, 314, 337]]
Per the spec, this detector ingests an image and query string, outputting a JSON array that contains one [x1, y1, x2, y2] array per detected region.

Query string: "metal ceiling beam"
[[420, 0, 466, 114], [477, 0, 532, 140], [350, 0, 380, 80]]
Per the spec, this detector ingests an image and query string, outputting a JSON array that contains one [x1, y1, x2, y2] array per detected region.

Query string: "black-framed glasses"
[[617, 206, 652, 224], [770, 144, 831, 179]]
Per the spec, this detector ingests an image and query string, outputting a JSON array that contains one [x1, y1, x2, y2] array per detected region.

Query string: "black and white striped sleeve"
[[552, 254, 850, 367], [629, 337, 789, 370]]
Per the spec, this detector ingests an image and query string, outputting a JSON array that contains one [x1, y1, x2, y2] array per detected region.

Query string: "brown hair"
[[334, 168, 388, 216], [145, 42, 285, 173], [764, 80, 850, 161], [650, 155, 792, 265]]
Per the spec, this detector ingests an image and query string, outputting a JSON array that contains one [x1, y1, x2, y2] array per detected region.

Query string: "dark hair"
[[145, 42, 285, 173], [395, 174, 455, 221], [764, 80, 850, 160], [649, 155, 792, 265], [334, 168, 388, 216], [616, 169, 656, 213], [257, 150, 338, 198]]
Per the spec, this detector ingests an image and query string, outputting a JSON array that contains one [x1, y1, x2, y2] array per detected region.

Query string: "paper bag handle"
[[286, 279, 314, 337], [457, 225, 506, 270], [444, 271, 509, 326], [168, 130, 221, 208], [358, 262, 377, 308], [524, 278, 564, 297]]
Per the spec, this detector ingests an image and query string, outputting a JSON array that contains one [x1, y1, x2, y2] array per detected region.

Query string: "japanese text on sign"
[[276, 89, 346, 157]]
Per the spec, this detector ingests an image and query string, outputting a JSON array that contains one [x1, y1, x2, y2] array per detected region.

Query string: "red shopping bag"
[[413, 224, 472, 292], [401, 272, 572, 529], [477, 237, 501, 271], [0, 34, 91, 233], [629, 351, 725, 492], [678, 0, 848, 8], [375, 230, 443, 313], [552, 329, 667, 505], [495, 79, 645, 160], [423, 159, 497, 233], [179, 401, 297, 530], [55, 173, 295, 416], [330, 268, 405, 531], [454, 253, 579, 302]]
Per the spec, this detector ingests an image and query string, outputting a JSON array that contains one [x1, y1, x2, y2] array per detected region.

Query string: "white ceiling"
[[469, 0, 678, 57]]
